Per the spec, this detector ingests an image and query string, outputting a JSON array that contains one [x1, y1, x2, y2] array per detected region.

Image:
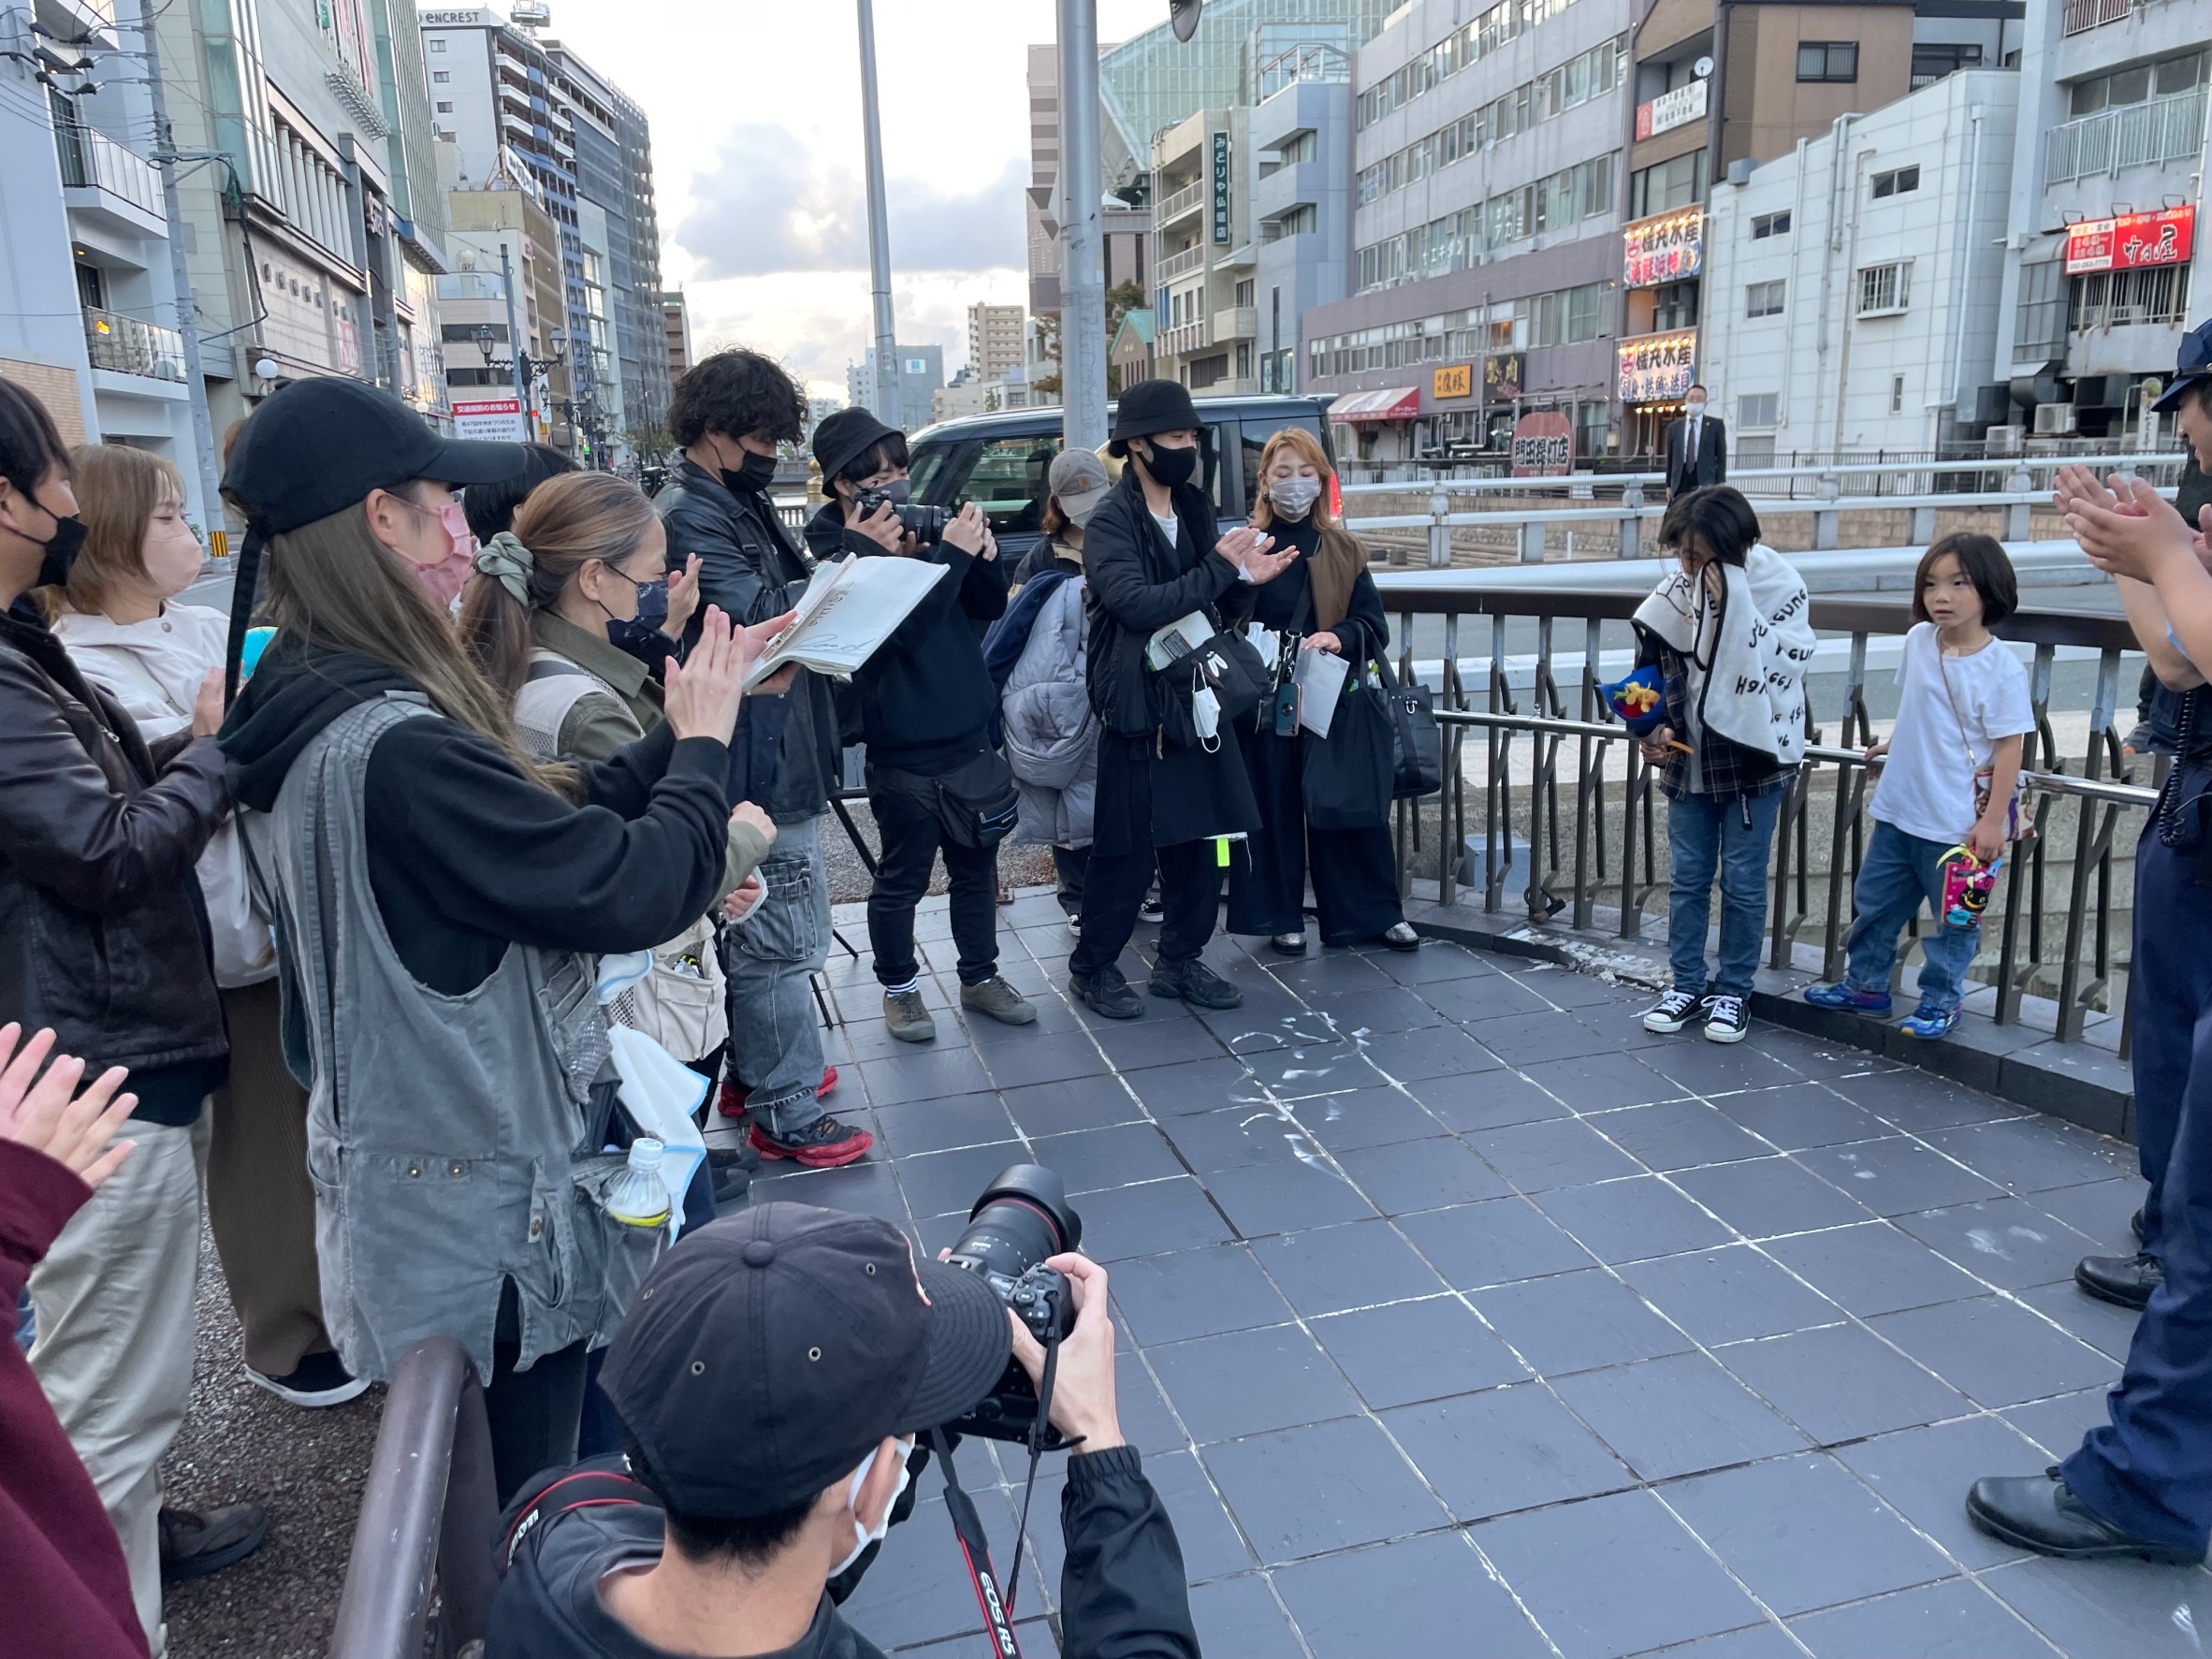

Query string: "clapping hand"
[[2064, 474, 2204, 584], [663, 606, 748, 744], [0, 1024, 138, 1188], [661, 555, 703, 640]]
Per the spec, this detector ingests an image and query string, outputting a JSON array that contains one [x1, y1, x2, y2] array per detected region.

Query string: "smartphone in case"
[[1273, 679, 1301, 736]]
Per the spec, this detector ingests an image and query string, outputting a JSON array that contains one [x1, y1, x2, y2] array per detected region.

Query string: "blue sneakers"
[[1899, 1000, 1962, 1040], [1803, 982, 1893, 1015]]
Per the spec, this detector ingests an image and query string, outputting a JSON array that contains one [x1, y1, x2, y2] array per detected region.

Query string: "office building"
[[1991, 0, 2206, 440], [444, 153, 575, 444], [1701, 68, 2017, 460], [1110, 308, 1158, 389], [934, 368, 997, 422], [847, 344, 945, 432], [968, 303, 1026, 385], [1252, 46, 1357, 391], [662, 289, 692, 378]]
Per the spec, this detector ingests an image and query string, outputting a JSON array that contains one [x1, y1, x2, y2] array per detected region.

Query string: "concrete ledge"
[[1404, 889, 2137, 1142]]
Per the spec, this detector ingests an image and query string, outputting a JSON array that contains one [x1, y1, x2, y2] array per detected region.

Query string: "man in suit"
[[1665, 384, 1726, 498]]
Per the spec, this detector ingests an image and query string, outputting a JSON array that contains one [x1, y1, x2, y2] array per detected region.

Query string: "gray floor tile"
[[1469, 1117, 1648, 1192], [1405, 1068, 1573, 1131], [1314, 984, 1450, 1036], [1585, 1098, 1778, 1171], [1827, 1069, 2022, 1133], [1980, 1555, 2212, 1659], [1554, 1352, 1812, 1480], [1029, 1122, 1185, 1195], [1371, 939, 1499, 983], [1789, 1577, 2062, 1659], [1999, 1389, 2111, 1460], [1713, 1323, 1973, 1444], [1204, 1155, 1382, 1236], [1672, 1157, 1878, 1238], [1513, 1050, 1690, 1112], [1383, 1380, 1635, 1520], [1623, 1244, 1849, 1346], [1462, 1009, 1608, 1066], [1836, 1415, 2050, 1570], [1868, 1295, 2118, 1408], [1148, 1322, 1363, 1444], [1519, 963, 1654, 1012], [1655, 1627, 1806, 1659], [1107, 1244, 1295, 1347], [1921, 1117, 2130, 1196], [1471, 1267, 1695, 1375], [1664, 1452, 1957, 1617], [979, 1031, 1108, 1091], [998, 1073, 1143, 1137], [1267, 951, 1390, 995], [1092, 1015, 1233, 1072], [1127, 1055, 1265, 1117], [1419, 970, 1559, 1024], [1136, 1448, 1259, 1583], [1242, 1038, 1368, 1099], [1308, 1294, 1531, 1408], [1074, 1177, 1234, 1260], [1710, 1082, 1895, 1151], [895, 1142, 1035, 1220], [1250, 1216, 1451, 1316], [2029, 1177, 2146, 1255], [1641, 1037, 1805, 1096], [1201, 1416, 1451, 1565], [1398, 1197, 1598, 1288], [2014, 1279, 2148, 1364], [1162, 1105, 1301, 1173], [1764, 1223, 1988, 1317], [856, 1047, 997, 1105], [1273, 1531, 1555, 1659], [1473, 1489, 1768, 1659], [869, 1093, 1019, 1158], [1288, 1084, 1450, 1153], [1797, 1137, 2006, 1217], [1338, 1135, 1513, 1214], [1110, 1349, 1186, 1458], [1186, 1574, 1305, 1659], [1890, 1196, 2103, 1291], [765, 1157, 908, 1225], [1535, 1175, 1737, 1264], [1367, 1023, 1507, 1083]]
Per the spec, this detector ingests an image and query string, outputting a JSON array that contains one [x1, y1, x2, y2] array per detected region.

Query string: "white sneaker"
[[1642, 990, 1703, 1033], [1702, 995, 1750, 1043]]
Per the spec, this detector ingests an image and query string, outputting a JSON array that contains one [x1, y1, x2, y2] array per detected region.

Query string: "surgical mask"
[[1266, 476, 1322, 518], [1140, 442, 1198, 490], [1062, 494, 1103, 530], [829, 1438, 914, 1580], [1685, 400, 1707, 418], [1192, 683, 1221, 749], [400, 498, 477, 610], [721, 447, 779, 495], [35, 512, 89, 589]]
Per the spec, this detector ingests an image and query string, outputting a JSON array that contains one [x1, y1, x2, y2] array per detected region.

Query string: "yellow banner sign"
[[1433, 363, 1474, 400]]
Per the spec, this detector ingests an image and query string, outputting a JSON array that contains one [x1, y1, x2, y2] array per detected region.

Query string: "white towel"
[[1633, 543, 1816, 764]]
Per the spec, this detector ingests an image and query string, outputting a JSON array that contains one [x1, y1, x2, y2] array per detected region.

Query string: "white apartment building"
[[1152, 107, 1261, 394], [1991, 0, 2206, 441], [968, 303, 1026, 385], [1702, 68, 2019, 461]]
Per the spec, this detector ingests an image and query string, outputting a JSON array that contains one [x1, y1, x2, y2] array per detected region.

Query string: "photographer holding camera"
[[802, 409, 1035, 1044], [486, 1192, 1200, 1659]]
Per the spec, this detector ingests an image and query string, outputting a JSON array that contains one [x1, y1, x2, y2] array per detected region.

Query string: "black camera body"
[[943, 1165, 1081, 1448], [855, 487, 951, 546]]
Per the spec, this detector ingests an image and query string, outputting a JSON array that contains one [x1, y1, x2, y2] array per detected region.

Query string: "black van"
[[906, 393, 1339, 569]]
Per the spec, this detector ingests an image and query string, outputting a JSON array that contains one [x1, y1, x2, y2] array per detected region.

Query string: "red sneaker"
[[719, 1065, 838, 1121], [748, 1114, 874, 1169]]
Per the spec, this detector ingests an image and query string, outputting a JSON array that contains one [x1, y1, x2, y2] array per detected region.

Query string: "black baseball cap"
[[601, 1202, 1011, 1518], [811, 406, 901, 485], [222, 375, 528, 534], [2152, 318, 2212, 414], [1108, 379, 1201, 456]]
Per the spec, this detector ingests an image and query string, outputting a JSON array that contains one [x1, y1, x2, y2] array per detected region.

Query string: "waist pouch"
[[876, 749, 1020, 851]]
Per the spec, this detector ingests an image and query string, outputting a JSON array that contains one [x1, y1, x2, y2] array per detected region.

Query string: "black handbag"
[[1300, 655, 1394, 831], [1156, 626, 1269, 750], [1373, 653, 1443, 799]]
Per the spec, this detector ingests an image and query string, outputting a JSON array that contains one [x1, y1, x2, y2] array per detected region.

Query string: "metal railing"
[[1381, 585, 2157, 1049], [81, 306, 186, 382], [1156, 179, 1207, 225], [330, 1336, 497, 1659], [1157, 242, 1208, 284], [53, 122, 165, 220], [2045, 86, 2206, 183], [2061, 0, 2132, 30]]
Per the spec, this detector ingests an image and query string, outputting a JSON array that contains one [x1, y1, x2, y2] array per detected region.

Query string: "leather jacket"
[[655, 458, 838, 822], [0, 606, 228, 1074]]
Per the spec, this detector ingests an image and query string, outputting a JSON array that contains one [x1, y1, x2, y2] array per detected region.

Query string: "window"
[[2015, 259, 2066, 360], [1738, 392, 1779, 428], [1574, 400, 1610, 460], [1628, 149, 1708, 217], [1276, 129, 1317, 166], [1911, 41, 1980, 88], [2068, 263, 2191, 329], [1797, 40, 1858, 81], [2071, 49, 2207, 115], [432, 69, 449, 82], [436, 101, 454, 113], [1857, 260, 1911, 314], [1746, 280, 1787, 318], [1890, 374, 1907, 414], [1870, 165, 1919, 198], [935, 434, 1060, 534], [429, 36, 445, 51], [1234, 341, 1253, 380], [1751, 211, 1791, 239], [1233, 278, 1255, 308]]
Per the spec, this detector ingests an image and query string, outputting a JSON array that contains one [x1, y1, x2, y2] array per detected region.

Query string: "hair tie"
[[474, 531, 534, 606]]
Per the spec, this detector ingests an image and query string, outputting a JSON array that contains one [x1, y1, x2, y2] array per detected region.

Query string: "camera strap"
[[927, 1428, 1024, 1658]]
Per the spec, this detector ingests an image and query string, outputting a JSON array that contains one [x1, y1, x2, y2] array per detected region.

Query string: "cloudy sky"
[[546, 0, 1171, 400]]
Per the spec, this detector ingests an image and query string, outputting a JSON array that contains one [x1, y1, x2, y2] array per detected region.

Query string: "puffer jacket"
[[0, 604, 228, 1074], [1003, 574, 1097, 848]]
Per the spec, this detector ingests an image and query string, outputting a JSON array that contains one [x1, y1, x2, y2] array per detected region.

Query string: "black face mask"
[[1140, 443, 1198, 490], [721, 448, 779, 494], [604, 613, 667, 656], [34, 513, 89, 590]]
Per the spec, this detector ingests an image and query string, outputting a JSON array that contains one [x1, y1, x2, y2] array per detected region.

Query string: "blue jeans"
[[1841, 821, 1979, 1011], [1667, 790, 1784, 998], [722, 814, 830, 1137]]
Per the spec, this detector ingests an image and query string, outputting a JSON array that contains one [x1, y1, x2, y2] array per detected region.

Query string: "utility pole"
[[499, 241, 531, 431], [855, 0, 901, 428], [136, 0, 224, 543], [1057, 0, 1107, 453]]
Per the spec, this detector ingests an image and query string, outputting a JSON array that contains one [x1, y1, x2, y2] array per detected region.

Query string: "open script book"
[[743, 554, 950, 688]]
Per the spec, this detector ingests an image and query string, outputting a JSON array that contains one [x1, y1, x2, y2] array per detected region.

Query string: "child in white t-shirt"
[[1806, 533, 2036, 1039]]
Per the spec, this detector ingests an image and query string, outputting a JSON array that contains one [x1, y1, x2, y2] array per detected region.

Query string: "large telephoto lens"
[[945, 1164, 1083, 1287]]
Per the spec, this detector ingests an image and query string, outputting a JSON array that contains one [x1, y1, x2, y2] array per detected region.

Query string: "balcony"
[[54, 123, 165, 233], [1212, 304, 1258, 342], [82, 306, 185, 385], [1155, 177, 1206, 227], [1158, 317, 1210, 357], [2045, 85, 2206, 182], [2061, 0, 2132, 32], [1157, 241, 1208, 283]]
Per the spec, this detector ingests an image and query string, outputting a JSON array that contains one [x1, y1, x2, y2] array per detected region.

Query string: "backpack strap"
[[496, 1454, 659, 1576], [514, 649, 618, 762]]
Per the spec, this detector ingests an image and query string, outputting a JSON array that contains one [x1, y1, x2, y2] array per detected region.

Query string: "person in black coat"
[[1665, 384, 1727, 497], [1227, 427, 1419, 954], [1067, 381, 1298, 1019]]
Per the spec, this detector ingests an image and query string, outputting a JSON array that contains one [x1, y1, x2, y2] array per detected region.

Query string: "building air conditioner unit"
[[2032, 403, 2076, 436], [1726, 157, 1754, 186], [1986, 424, 2024, 453]]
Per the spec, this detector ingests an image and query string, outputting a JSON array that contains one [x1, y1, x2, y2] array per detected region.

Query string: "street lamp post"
[[856, 0, 902, 428], [1057, 0, 1107, 454]]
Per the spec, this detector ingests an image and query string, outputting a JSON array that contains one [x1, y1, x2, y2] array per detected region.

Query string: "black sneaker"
[[1070, 966, 1145, 1019], [1642, 990, 1704, 1034], [159, 1504, 269, 1583], [749, 1115, 875, 1169], [246, 1349, 370, 1408], [706, 1147, 753, 1208], [1139, 897, 1165, 921], [1151, 959, 1244, 1010], [1702, 994, 1751, 1044]]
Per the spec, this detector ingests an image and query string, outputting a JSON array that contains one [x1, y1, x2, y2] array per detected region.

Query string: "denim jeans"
[[722, 814, 830, 1137], [1841, 820, 1980, 1011], [1667, 790, 1784, 998]]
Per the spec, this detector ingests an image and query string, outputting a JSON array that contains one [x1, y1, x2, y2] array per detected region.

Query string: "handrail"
[[330, 1335, 499, 1659]]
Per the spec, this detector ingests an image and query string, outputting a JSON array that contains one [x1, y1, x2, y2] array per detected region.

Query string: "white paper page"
[[743, 556, 949, 686], [1245, 623, 1282, 665], [1295, 647, 1350, 739]]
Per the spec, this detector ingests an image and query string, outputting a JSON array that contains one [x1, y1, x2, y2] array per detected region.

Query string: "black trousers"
[[1053, 844, 1091, 915], [866, 778, 1001, 987], [1227, 726, 1404, 943], [1071, 837, 1222, 978], [487, 1329, 591, 1506]]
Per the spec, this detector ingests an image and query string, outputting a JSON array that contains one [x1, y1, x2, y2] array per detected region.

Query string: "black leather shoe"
[[1150, 959, 1244, 1010], [2076, 1252, 2161, 1311], [2132, 1206, 2146, 1244], [1070, 968, 1144, 1020], [1967, 1469, 2204, 1564]]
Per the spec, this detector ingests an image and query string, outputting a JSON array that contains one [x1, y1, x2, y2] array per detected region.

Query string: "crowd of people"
[[1, 323, 2208, 1659]]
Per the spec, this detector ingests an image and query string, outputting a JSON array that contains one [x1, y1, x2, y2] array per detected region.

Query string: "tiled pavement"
[[713, 889, 2211, 1659]]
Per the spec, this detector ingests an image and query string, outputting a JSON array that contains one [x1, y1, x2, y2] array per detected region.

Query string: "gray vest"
[[250, 692, 658, 1382]]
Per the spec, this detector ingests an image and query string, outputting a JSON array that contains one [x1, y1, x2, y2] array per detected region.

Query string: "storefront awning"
[[1327, 386, 1421, 423]]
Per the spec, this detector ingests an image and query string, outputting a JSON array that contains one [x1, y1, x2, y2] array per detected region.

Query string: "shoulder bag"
[[1374, 652, 1443, 800], [1937, 650, 2030, 842]]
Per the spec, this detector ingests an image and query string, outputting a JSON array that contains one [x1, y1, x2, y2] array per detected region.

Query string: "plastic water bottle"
[[604, 1137, 672, 1230]]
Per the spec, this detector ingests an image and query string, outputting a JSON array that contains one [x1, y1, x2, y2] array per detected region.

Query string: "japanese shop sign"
[[1484, 353, 1523, 402], [1433, 363, 1475, 400], [1623, 209, 1704, 288], [1212, 132, 1231, 244], [1510, 412, 1574, 477], [1635, 76, 1708, 141], [2063, 206, 2194, 274], [1618, 329, 1698, 402]]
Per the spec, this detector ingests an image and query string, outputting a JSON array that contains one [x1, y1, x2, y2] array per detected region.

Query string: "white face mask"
[[1685, 400, 1706, 418], [1266, 475, 1322, 517], [829, 1437, 914, 1579], [1063, 494, 1103, 530]]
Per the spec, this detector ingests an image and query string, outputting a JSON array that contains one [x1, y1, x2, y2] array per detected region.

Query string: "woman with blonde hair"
[[1228, 426, 1417, 953]]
